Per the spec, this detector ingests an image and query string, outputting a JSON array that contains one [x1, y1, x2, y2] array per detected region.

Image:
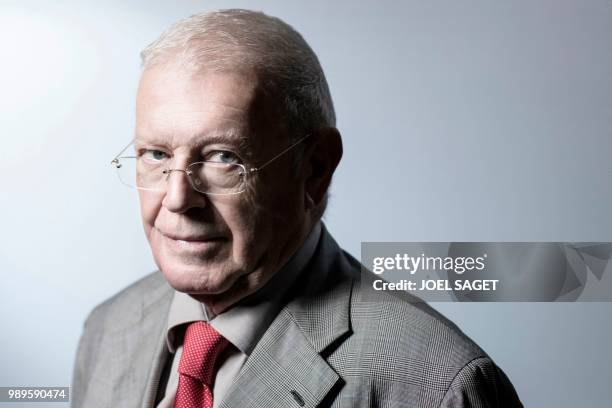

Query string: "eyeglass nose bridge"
[[161, 168, 200, 190], [162, 168, 193, 179]]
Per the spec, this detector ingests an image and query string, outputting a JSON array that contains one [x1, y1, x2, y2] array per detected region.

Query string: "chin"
[[159, 261, 241, 295]]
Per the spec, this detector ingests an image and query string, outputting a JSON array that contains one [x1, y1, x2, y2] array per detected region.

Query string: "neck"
[[191, 221, 316, 315]]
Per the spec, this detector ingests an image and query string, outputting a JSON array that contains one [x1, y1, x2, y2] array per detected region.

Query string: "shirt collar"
[[165, 222, 322, 355]]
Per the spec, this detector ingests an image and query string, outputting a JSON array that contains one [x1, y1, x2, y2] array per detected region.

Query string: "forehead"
[[135, 66, 265, 148]]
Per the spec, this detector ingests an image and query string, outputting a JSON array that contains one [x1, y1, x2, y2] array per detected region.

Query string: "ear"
[[303, 127, 343, 209]]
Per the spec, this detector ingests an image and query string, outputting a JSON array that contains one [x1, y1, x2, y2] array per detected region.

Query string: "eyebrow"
[[134, 128, 248, 150]]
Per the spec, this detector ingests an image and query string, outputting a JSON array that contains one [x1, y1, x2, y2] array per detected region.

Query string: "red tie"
[[173, 321, 230, 408]]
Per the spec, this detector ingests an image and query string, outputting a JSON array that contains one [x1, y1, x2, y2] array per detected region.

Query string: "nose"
[[161, 169, 207, 213]]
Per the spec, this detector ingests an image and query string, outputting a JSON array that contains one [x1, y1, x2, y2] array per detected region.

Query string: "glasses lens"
[[187, 162, 246, 194], [115, 157, 165, 191], [114, 156, 246, 195]]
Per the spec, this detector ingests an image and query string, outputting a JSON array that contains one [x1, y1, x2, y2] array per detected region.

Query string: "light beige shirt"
[[156, 223, 321, 407]]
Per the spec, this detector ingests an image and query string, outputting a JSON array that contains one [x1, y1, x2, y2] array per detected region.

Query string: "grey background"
[[1, 0, 611, 406]]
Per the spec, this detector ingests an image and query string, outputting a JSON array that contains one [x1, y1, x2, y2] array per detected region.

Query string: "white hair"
[[140, 9, 336, 138]]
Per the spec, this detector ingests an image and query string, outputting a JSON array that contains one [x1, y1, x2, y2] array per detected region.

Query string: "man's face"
[[135, 65, 308, 310]]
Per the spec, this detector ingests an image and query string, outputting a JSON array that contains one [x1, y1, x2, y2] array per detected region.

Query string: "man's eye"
[[207, 151, 241, 164], [141, 149, 169, 162]]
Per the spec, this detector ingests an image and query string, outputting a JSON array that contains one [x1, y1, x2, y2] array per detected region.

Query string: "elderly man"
[[72, 9, 521, 408]]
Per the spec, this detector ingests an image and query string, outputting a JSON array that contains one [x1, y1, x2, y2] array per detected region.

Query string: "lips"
[[162, 232, 224, 242], [157, 229, 227, 253]]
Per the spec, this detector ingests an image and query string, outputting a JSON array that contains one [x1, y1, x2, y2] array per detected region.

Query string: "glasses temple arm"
[[249, 134, 310, 173], [110, 140, 135, 164]]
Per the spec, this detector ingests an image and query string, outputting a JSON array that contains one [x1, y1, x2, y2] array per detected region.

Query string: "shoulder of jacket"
[[82, 271, 169, 332], [350, 268, 487, 363]]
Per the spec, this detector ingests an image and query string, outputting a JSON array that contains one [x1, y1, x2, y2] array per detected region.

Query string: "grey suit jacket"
[[72, 226, 522, 407]]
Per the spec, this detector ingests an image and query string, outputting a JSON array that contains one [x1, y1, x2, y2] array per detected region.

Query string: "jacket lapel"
[[218, 309, 342, 408], [140, 301, 172, 408], [219, 225, 355, 408], [99, 273, 173, 408]]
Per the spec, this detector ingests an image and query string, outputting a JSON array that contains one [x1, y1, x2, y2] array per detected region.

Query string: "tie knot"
[[178, 321, 230, 385]]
